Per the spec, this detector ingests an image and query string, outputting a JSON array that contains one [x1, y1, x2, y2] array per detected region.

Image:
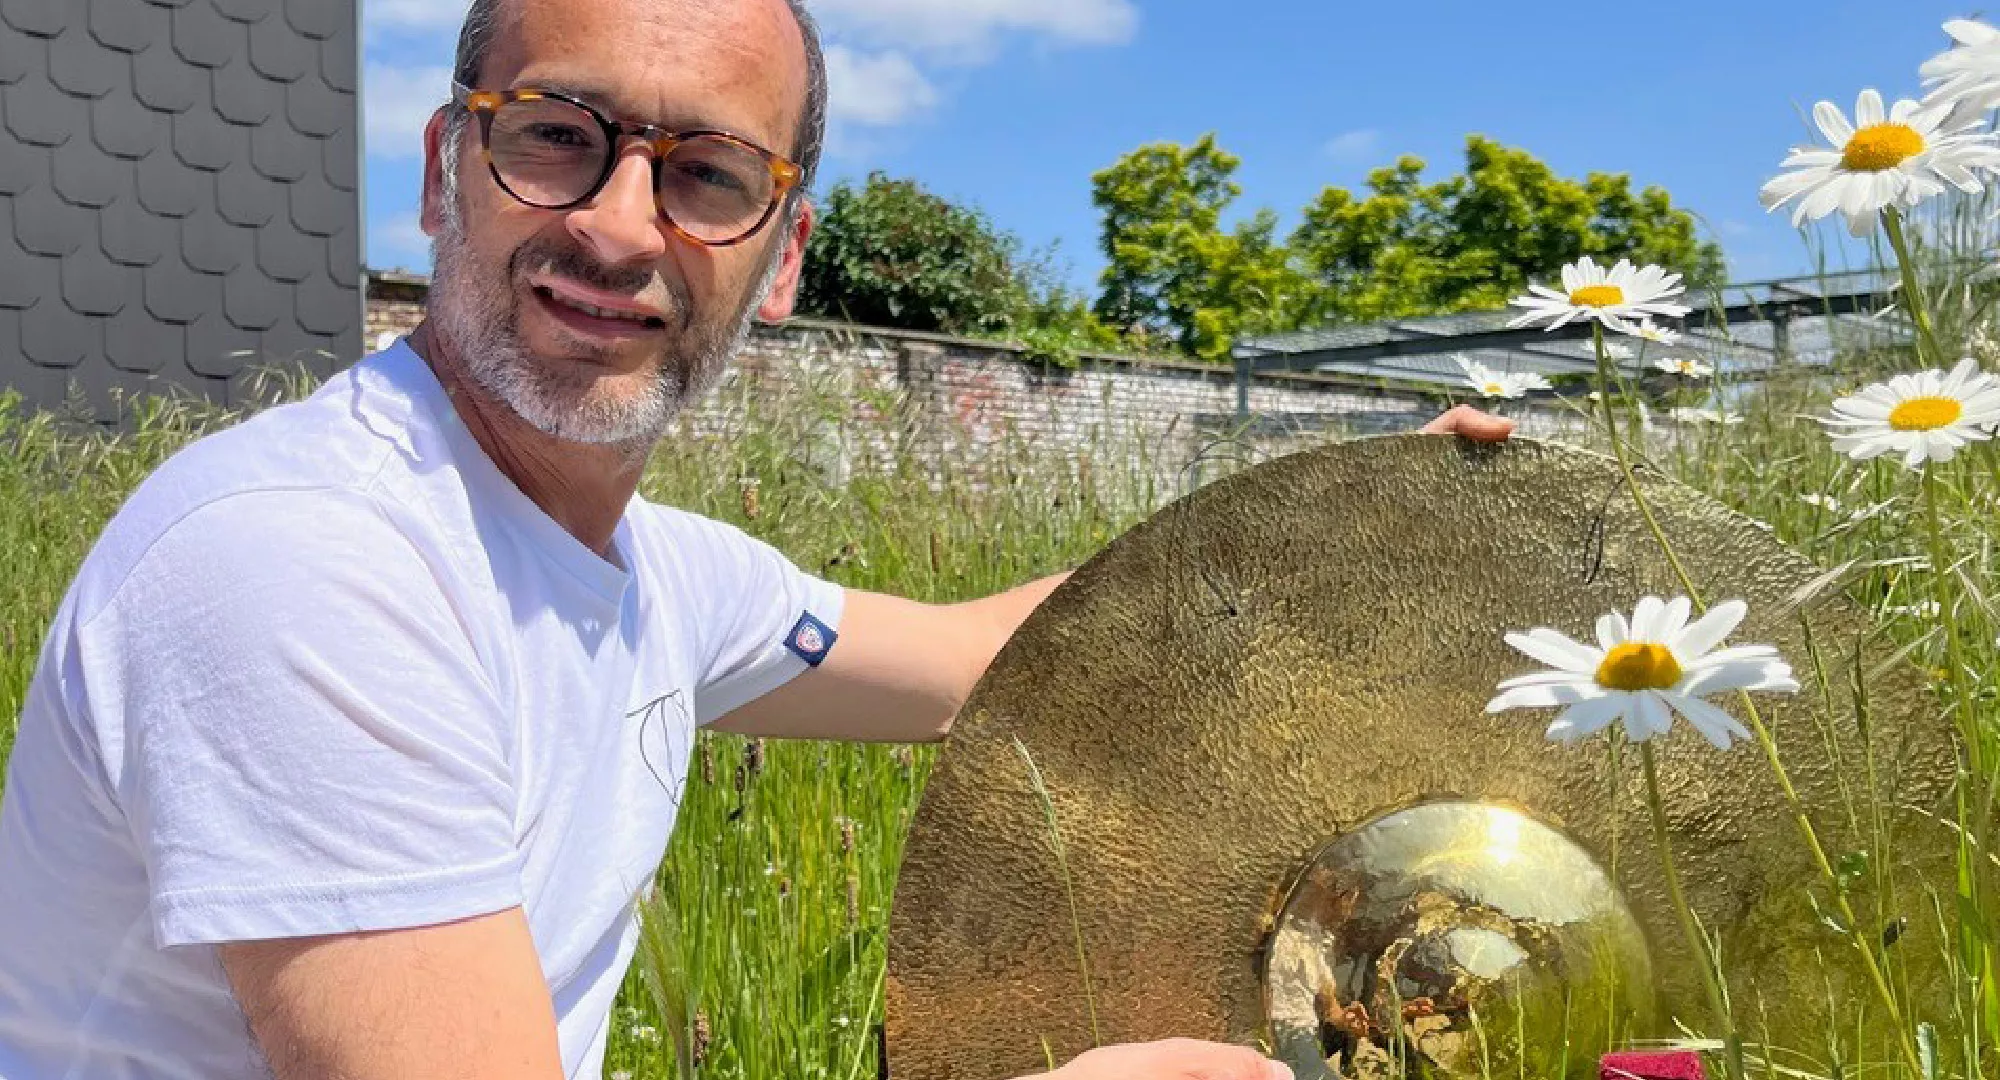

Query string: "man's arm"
[[219, 909, 565, 1080], [714, 406, 1512, 744], [709, 571, 1068, 743]]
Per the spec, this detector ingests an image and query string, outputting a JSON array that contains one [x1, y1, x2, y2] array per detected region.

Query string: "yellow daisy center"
[[1483, 382, 1505, 395], [1569, 285, 1625, 308], [1841, 124, 1926, 172], [1888, 396, 1964, 431], [1595, 642, 1683, 692]]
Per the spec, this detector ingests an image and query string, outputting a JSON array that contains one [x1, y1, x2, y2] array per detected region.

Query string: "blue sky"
[[362, 0, 1984, 295]]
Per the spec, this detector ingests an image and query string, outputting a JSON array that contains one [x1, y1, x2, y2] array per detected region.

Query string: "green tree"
[[797, 172, 1023, 334], [1090, 135, 1309, 360], [1289, 136, 1726, 324]]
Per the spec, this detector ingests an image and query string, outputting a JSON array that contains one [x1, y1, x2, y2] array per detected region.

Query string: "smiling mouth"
[[532, 285, 669, 331]]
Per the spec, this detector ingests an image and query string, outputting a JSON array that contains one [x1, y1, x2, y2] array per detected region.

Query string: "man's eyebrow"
[[516, 79, 736, 134]]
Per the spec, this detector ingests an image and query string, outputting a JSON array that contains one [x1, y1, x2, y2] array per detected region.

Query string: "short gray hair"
[[449, 0, 828, 193]]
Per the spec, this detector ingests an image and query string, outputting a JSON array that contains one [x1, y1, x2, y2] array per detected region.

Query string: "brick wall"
[[363, 285, 1587, 492]]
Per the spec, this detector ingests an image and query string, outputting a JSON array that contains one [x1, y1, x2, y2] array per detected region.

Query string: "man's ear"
[[755, 197, 814, 322], [418, 107, 452, 239]]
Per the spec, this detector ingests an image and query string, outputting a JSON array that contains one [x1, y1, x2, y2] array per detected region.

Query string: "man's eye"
[[675, 161, 748, 192], [524, 123, 593, 148]]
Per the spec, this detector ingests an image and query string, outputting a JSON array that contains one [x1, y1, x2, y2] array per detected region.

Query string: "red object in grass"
[[1601, 1051, 1706, 1080]]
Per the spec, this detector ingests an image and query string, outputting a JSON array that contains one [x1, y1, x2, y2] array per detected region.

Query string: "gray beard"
[[425, 139, 785, 447]]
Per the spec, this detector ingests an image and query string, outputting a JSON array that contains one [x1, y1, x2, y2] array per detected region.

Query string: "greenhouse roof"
[[1233, 269, 1911, 392]]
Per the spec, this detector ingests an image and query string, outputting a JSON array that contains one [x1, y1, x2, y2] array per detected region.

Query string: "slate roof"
[[0, 0, 360, 420]]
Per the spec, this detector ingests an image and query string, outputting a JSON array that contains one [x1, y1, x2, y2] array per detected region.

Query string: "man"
[[0, 0, 1510, 1076]]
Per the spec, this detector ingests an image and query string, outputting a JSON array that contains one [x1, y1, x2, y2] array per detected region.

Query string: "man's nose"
[[565, 150, 670, 266]]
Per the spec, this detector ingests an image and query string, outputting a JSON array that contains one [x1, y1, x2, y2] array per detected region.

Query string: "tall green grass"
[[0, 294, 1995, 1078]]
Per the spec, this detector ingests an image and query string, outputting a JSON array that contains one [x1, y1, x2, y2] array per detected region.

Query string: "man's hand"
[[1419, 404, 1515, 442], [1037, 1040, 1293, 1080], [219, 908, 564, 1080]]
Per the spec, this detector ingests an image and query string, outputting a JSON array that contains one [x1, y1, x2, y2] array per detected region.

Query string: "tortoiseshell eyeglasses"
[[451, 83, 803, 248]]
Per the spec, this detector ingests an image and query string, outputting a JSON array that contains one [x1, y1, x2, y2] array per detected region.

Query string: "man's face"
[[420, 0, 811, 445]]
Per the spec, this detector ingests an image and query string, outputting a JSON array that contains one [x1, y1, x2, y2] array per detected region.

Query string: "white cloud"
[[365, 0, 468, 31], [364, 64, 453, 158], [367, 213, 434, 274], [1322, 129, 1380, 161], [810, 0, 1136, 56], [825, 45, 938, 126]]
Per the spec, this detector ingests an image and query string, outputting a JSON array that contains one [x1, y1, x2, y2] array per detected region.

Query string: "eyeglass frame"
[[450, 82, 805, 248]]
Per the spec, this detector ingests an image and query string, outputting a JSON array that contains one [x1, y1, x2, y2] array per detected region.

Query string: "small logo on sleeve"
[[785, 611, 837, 667]]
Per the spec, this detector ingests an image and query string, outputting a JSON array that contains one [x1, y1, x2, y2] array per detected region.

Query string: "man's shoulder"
[[72, 350, 448, 625]]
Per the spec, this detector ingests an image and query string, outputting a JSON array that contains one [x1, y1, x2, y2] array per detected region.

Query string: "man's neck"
[[408, 320, 648, 560]]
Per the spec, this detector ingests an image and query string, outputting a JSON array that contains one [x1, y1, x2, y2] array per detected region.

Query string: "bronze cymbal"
[[885, 435, 1963, 1080]]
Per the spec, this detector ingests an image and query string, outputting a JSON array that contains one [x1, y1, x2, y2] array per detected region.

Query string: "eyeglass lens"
[[485, 96, 777, 243]]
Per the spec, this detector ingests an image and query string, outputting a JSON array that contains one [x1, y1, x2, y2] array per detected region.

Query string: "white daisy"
[[1820, 358, 2000, 469], [1604, 341, 1635, 361], [1800, 492, 1843, 513], [1485, 597, 1799, 750], [1630, 320, 1684, 347], [1669, 406, 1741, 425], [1508, 257, 1692, 336], [1921, 19, 2000, 125], [1655, 354, 1715, 378], [1758, 89, 2000, 238], [1456, 356, 1550, 399]]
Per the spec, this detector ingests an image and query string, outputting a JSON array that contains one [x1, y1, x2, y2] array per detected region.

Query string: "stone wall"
[[363, 282, 1585, 497]]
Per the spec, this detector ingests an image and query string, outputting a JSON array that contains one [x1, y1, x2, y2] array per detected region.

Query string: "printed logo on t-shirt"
[[785, 611, 837, 667]]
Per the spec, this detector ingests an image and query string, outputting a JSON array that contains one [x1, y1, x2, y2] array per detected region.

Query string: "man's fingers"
[[1419, 404, 1516, 443]]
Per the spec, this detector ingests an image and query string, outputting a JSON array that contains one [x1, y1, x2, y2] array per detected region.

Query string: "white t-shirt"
[[0, 341, 845, 1080]]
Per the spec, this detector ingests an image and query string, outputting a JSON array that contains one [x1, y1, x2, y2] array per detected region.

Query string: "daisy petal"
[[1670, 599, 1747, 661]]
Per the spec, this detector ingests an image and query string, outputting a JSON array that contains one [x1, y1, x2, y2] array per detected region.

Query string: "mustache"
[[509, 232, 690, 328]]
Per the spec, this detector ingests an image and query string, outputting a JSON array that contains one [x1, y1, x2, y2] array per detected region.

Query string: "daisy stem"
[[1639, 742, 1745, 1080], [1882, 207, 1945, 369], [1921, 465, 1984, 779], [1594, 323, 1927, 1076]]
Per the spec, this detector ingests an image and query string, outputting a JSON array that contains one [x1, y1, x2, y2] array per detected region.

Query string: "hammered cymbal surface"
[[885, 436, 1960, 1080]]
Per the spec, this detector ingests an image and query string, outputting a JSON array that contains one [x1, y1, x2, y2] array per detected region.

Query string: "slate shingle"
[[211, 0, 272, 23], [143, 256, 219, 323], [13, 182, 84, 255], [89, 90, 166, 159], [20, 302, 92, 367], [4, 68, 85, 147], [288, 172, 343, 236], [215, 159, 278, 226], [181, 205, 250, 273], [90, 0, 168, 54], [62, 246, 135, 315], [318, 21, 353, 92], [134, 146, 202, 215], [169, 0, 237, 69], [0, 202, 50, 307], [258, 316, 323, 370], [222, 263, 282, 329], [47, 17, 120, 97], [0, 141, 45, 194], [105, 304, 174, 372], [0, 21, 35, 82], [249, 117, 308, 180], [247, 8, 311, 82], [285, 69, 344, 137], [132, 38, 201, 112], [213, 56, 276, 125], [171, 101, 238, 170], [254, 217, 312, 281], [325, 218, 356, 287], [281, 0, 338, 40], [294, 269, 348, 335], [322, 119, 354, 190], [52, 140, 127, 208], [100, 193, 175, 266], [1, 0, 68, 39], [184, 308, 257, 376]]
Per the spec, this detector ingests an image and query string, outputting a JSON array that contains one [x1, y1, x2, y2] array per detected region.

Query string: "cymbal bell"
[[885, 436, 1961, 1080]]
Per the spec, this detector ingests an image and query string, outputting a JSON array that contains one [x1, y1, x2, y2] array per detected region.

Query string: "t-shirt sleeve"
[[81, 489, 524, 949], [679, 515, 846, 726]]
